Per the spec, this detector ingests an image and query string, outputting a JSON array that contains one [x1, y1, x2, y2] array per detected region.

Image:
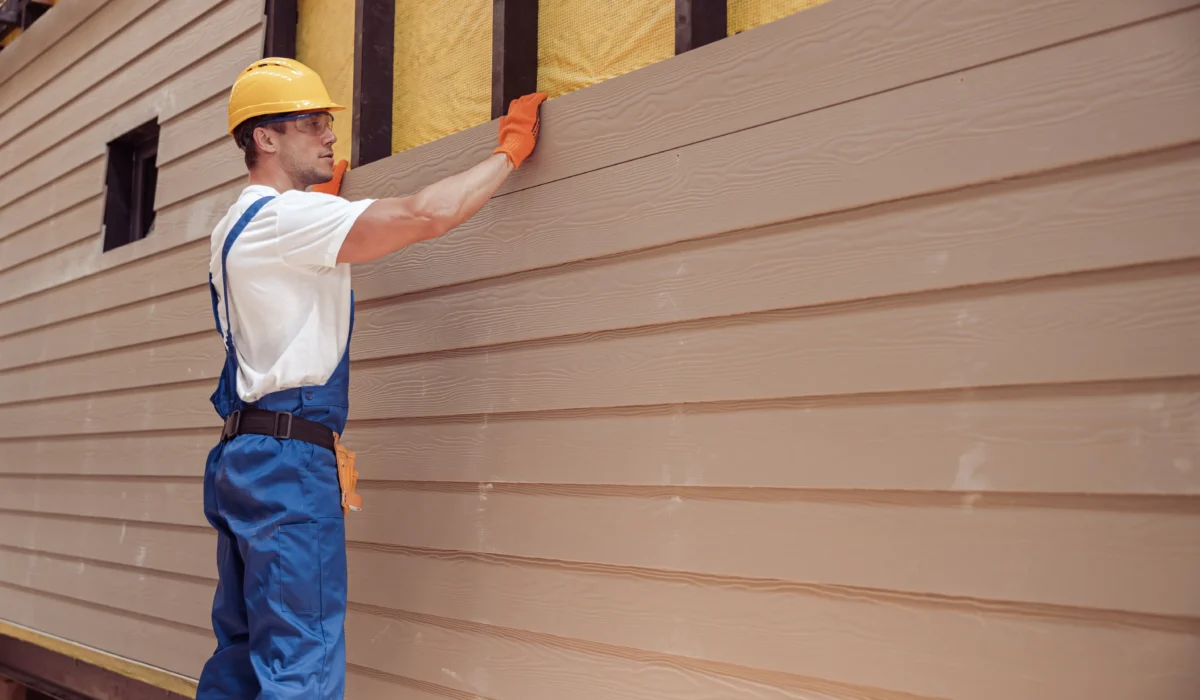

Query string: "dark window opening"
[[102, 118, 160, 252]]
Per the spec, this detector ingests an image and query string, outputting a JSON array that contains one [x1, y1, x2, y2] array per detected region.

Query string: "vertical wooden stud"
[[351, 0, 395, 167], [263, 0, 297, 58], [492, 0, 539, 119], [675, 0, 727, 54]]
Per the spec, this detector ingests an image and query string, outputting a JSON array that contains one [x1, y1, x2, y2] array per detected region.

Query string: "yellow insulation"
[[537, 0, 673, 100], [729, 0, 834, 35], [296, 0, 356, 164], [392, 0, 492, 154]]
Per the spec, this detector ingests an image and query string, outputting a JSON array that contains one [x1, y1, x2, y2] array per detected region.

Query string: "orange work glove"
[[312, 158, 348, 196], [493, 92, 547, 169]]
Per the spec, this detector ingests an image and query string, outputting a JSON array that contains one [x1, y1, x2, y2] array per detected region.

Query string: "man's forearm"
[[410, 152, 513, 238], [337, 154, 512, 264]]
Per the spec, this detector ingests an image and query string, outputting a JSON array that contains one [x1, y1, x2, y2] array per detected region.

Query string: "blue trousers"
[[197, 433, 348, 699]]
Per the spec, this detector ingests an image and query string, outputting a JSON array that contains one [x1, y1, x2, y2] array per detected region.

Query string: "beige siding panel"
[[0, 0, 112, 91], [0, 141, 244, 308], [348, 485, 1200, 618], [2, 476, 1197, 617], [0, 27, 263, 220], [0, 429, 214, 478], [0, 288, 211, 373], [0, 159, 105, 243], [348, 606, 920, 700], [329, 381, 1200, 495], [345, 548, 1200, 700], [0, 583, 210, 679], [352, 10, 1200, 302], [352, 146, 1200, 360], [0, 236, 99, 307], [159, 94, 231, 166], [2, 262, 1198, 437], [0, 198, 103, 275], [0, 548, 213, 631], [5, 11, 1200, 346], [1, 381, 1196, 495], [0, 382, 218, 439], [155, 138, 247, 211], [0, 241, 207, 339], [346, 668, 476, 700], [0, 477, 205, 527], [0, 512, 214, 580], [3, 262, 1197, 437], [0, 0, 219, 141], [0, 333, 220, 405], [10, 146, 1200, 405], [0, 0, 263, 174], [346, 264, 1200, 420], [342, 0, 1197, 201]]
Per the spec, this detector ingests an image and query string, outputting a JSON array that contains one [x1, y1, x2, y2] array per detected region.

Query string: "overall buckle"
[[221, 410, 242, 441], [273, 412, 293, 440]]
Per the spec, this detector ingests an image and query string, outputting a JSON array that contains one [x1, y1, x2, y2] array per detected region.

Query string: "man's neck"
[[247, 164, 303, 193]]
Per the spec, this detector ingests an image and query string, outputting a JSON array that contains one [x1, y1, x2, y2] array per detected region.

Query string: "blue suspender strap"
[[211, 196, 275, 348]]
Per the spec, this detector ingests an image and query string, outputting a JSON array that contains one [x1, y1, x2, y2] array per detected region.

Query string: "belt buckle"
[[221, 410, 242, 441], [273, 412, 293, 440]]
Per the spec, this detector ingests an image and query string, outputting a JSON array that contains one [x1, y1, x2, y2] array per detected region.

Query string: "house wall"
[[1, 0, 1199, 698]]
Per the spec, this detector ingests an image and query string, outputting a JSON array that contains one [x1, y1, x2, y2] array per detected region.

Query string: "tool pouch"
[[333, 432, 362, 516]]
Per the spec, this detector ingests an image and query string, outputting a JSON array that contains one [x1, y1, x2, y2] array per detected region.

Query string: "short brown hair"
[[232, 114, 289, 168]]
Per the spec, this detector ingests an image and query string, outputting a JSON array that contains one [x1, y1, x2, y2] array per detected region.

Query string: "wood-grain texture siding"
[[1, 0, 1198, 698]]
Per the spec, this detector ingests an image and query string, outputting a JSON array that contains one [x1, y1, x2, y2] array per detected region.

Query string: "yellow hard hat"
[[227, 57, 345, 134]]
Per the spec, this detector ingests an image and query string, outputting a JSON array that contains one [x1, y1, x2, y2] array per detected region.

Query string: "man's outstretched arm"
[[335, 92, 546, 264]]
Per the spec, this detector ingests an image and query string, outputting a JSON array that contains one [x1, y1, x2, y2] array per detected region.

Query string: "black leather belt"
[[220, 407, 335, 452]]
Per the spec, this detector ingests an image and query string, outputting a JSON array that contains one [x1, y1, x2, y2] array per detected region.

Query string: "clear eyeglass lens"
[[295, 113, 333, 134]]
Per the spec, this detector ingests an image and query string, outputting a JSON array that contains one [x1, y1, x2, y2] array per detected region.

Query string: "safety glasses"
[[257, 111, 335, 135]]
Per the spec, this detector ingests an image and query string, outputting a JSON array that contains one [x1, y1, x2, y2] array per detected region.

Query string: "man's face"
[[269, 112, 337, 187]]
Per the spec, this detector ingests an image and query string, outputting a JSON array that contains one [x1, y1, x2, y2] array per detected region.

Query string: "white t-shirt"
[[209, 184, 376, 403]]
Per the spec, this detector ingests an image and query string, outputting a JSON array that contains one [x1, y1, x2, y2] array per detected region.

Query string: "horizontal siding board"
[[0, 512, 214, 580], [0, 245, 208, 342], [159, 94, 230, 165], [4, 11, 1197, 341], [0, 288, 211, 374], [0, 198, 104, 276], [345, 548, 1200, 700], [0, 477, 206, 527], [0, 583, 210, 679], [0, 0, 112, 91], [350, 146, 1200, 360], [1, 262, 1197, 436], [348, 607, 899, 700], [340, 0, 1197, 202], [0, 548, 213, 631], [9, 145, 1200, 404], [0, 237, 99, 307], [2, 477, 1198, 617], [348, 486, 1200, 618], [155, 139, 247, 211], [349, 9, 1200, 300], [0, 27, 263, 222], [0, 0, 223, 207], [1, 383, 1196, 495], [343, 264, 1200, 420], [0, 159, 105, 243], [0, 0, 263, 181]]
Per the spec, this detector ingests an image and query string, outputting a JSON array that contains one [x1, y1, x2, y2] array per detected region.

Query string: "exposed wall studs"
[[491, 0, 539, 119], [675, 0, 727, 54], [351, 0, 395, 167]]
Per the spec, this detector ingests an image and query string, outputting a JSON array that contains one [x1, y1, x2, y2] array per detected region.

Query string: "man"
[[197, 56, 545, 699]]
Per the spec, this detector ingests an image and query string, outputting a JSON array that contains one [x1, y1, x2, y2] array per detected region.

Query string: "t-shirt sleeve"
[[273, 191, 376, 268]]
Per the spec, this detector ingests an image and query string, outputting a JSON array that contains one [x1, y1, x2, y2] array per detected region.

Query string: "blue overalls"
[[197, 196, 351, 699]]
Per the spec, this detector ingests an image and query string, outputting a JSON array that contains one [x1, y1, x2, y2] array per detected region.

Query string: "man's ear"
[[253, 126, 280, 155]]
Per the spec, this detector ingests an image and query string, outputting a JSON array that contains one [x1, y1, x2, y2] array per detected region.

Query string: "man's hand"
[[493, 92, 547, 169], [312, 159, 348, 196]]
